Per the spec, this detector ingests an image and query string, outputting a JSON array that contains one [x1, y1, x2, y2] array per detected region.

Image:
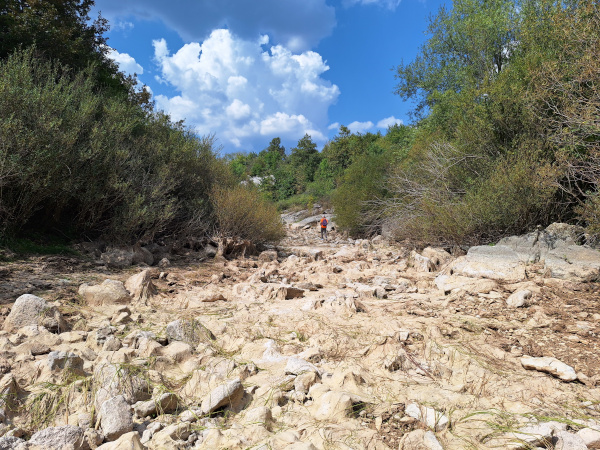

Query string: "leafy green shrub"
[[332, 153, 391, 237], [0, 48, 227, 243], [211, 185, 285, 245]]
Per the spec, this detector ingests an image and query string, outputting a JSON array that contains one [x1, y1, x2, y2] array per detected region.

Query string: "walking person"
[[320, 214, 328, 241]]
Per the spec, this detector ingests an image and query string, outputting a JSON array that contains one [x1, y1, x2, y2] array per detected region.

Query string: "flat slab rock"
[[521, 356, 578, 382]]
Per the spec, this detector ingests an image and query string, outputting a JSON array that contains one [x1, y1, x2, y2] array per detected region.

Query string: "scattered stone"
[[506, 289, 532, 308], [508, 421, 567, 447], [166, 319, 215, 346], [125, 269, 157, 303], [200, 379, 245, 415], [405, 403, 449, 431], [28, 425, 87, 449], [96, 431, 144, 449], [285, 357, 320, 376], [100, 395, 133, 441], [134, 392, 178, 418], [311, 390, 353, 421], [48, 351, 85, 374], [398, 429, 444, 450], [78, 280, 131, 306], [4, 294, 67, 333], [410, 251, 436, 272], [93, 363, 151, 409], [521, 356, 578, 381]]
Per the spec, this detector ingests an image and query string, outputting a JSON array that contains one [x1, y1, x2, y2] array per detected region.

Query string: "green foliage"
[[0, 49, 229, 243], [289, 134, 322, 193], [0, 236, 78, 257], [276, 193, 317, 211], [0, 0, 133, 99], [383, 0, 600, 244], [332, 152, 391, 237], [211, 185, 285, 245], [395, 0, 519, 121]]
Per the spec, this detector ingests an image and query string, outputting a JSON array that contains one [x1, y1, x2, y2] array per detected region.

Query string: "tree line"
[[226, 124, 415, 235]]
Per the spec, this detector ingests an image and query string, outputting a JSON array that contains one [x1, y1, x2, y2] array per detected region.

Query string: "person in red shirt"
[[319, 214, 328, 241]]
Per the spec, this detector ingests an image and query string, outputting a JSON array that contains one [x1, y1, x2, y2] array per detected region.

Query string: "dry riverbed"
[[1, 223, 600, 449]]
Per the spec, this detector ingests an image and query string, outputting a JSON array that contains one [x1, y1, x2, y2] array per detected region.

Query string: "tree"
[[394, 0, 519, 119], [289, 134, 321, 193], [0, 0, 135, 99]]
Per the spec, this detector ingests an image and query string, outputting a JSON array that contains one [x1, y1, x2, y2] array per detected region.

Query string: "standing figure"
[[320, 214, 328, 241]]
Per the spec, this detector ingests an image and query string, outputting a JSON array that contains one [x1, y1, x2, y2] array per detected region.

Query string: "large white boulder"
[[79, 280, 131, 306], [4, 294, 67, 333]]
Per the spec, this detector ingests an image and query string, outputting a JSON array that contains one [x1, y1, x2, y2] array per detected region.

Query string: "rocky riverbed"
[[0, 221, 600, 449]]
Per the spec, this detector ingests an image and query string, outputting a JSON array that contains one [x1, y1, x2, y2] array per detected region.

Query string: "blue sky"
[[93, 0, 446, 154]]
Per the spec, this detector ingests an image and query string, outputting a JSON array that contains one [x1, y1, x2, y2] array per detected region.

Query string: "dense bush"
[[331, 152, 391, 236], [211, 185, 285, 245], [0, 49, 284, 245]]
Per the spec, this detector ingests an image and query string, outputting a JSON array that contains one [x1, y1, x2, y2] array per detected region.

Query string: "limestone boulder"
[[0, 374, 17, 422], [521, 356, 578, 381], [0, 437, 25, 449], [554, 430, 588, 450], [506, 289, 532, 308], [166, 319, 215, 346], [158, 341, 192, 363], [409, 251, 436, 272], [96, 431, 144, 450], [453, 223, 600, 282], [421, 247, 453, 267], [450, 245, 527, 282], [134, 392, 178, 418], [310, 390, 353, 421], [577, 427, 600, 449], [434, 274, 498, 295], [100, 395, 133, 441], [131, 245, 154, 266], [507, 421, 567, 447], [124, 270, 156, 304], [4, 294, 67, 333], [47, 351, 84, 375], [200, 379, 245, 415], [78, 280, 131, 307], [28, 425, 87, 449], [93, 363, 151, 409], [101, 249, 133, 269]]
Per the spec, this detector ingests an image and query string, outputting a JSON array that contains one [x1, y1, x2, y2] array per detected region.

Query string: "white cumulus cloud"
[[347, 120, 374, 133], [152, 30, 339, 150], [377, 116, 404, 128], [107, 48, 143, 75]]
